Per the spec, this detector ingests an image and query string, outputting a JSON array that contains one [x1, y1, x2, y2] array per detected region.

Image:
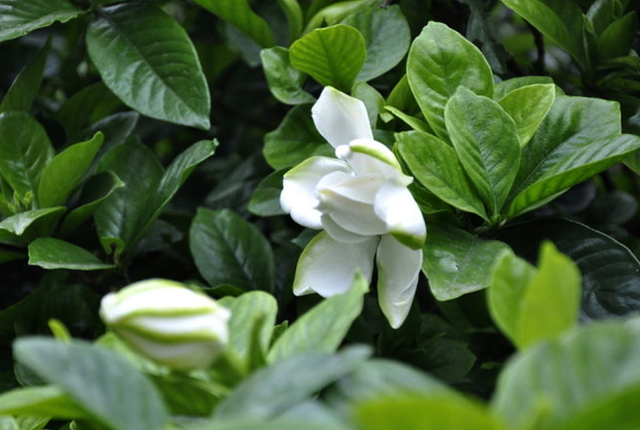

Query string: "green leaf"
[[0, 112, 54, 203], [500, 0, 587, 69], [191, 0, 275, 48], [445, 87, 520, 218], [14, 338, 168, 430], [0, 207, 66, 243], [28, 238, 115, 271], [492, 317, 640, 430], [497, 84, 555, 146], [0, 41, 50, 113], [0, 0, 82, 43], [506, 96, 640, 218], [86, 3, 210, 129], [357, 395, 505, 430], [150, 373, 220, 417], [55, 83, 122, 136], [352, 82, 386, 126], [598, 11, 638, 60], [214, 346, 371, 420], [494, 218, 640, 320], [397, 130, 488, 220], [407, 21, 494, 140], [263, 105, 334, 169], [248, 169, 286, 217], [488, 242, 580, 349], [190, 208, 275, 292], [260, 47, 315, 105], [342, 5, 411, 82], [494, 76, 555, 100], [37, 132, 103, 208], [422, 223, 510, 300], [0, 385, 86, 419], [277, 0, 303, 42], [290, 24, 366, 92], [268, 273, 367, 363]]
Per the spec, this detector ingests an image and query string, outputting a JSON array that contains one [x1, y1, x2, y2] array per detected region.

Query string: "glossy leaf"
[[268, 273, 367, 363], [598, 11, 638, 60], [0, 0, 82, 43], [191, 0, 275, 48], [506, 97, 640, 218], [0, 41, 50, 113], [342, 5, 411, 82], [290, 24, 366, 92], [190, 208, 275, 292], [260, 47, 315, 105], [28, 238, 115, 271], [248, 169, 286, 217], [55, 83, 122, 136], [0, 207, 65, 241], [0, 112, 54, 203], [14, 338, 168, 430], [497, 84, 555, 146], [0, 385, 86, 419], [263, 105, 334, 169], [422, 223, 510, 300], [86, 3, 210, 129], [494, 76, 555, 100], [407, 22, 494, 139], [397, 130, 488, 220], [38, 132, 103, 208], [445, 87, 520, 218]]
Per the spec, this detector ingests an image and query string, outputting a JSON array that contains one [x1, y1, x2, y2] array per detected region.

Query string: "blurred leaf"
[[260, 47, 315, 105], [190, 208, 275, 292], [352, 82, 385, 125], [497, 84, 555, 146], [28, 238, 115, 271], [0, 385, 86, 419], [150, 374, 221, 417], [268, 273, 367, 363], [0, 0, 82, 42], [290, 24, 366, 92], [0, 41, 50, 113], [86, 3, 210, 129], [277, 0, 303, 42], [423, 223, 510, 300], [55, 83, 121, 136], [248, 169, 286, 217], [14, 338, 168, 430], [597, 11, 638, 60], [0, 207, 66, 244], [407, 22, 493, 140], [342, 5, 411, 82]]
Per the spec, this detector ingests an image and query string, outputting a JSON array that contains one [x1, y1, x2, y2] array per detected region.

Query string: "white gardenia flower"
[[100, 279, 230, 370], [280, 87, 426, 329]]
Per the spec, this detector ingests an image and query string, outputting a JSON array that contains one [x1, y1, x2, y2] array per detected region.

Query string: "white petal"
[[312, 87, 373, 148], [321, 214, 371, 243], [374, 180, 426, 250], [317, 186, 388, 236], [293, 231, 379, 297], [376, 235, 423, 329], [336, 138, 403, 178], [281, 156, 350, 229]]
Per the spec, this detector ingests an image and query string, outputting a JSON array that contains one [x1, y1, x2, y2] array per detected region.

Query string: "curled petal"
[[293, 231, 379, 297], [374, 180, 426, 250], [281, 156, 350, 229], [376, 235, 423, 329], [312, 87, 373, 148], [336, 138, 403, 178]]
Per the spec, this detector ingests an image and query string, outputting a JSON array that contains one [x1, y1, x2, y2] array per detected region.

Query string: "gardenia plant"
[[281, 87, 426, 329], [100, 279, 231, 370]]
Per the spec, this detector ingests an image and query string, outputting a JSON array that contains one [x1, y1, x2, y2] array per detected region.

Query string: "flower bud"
[[100, 279, 230, 370]]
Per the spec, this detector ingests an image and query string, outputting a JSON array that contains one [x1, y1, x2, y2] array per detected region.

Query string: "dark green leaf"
[[277, 0, 303, 42], [407, 22, 494, 139], [248, 169, 286, 217], [0, 0, 82, 43], [14, 338, 168, 430], [28, 238, 115, 271], [290, 24, 366, 92], [86, 3, 210, 129], [598, 11, 638, 60], [0, 41, 50, 113], [55, 83, 121, 136], [261, 47, 315, 105], [190, 208, 275, 292]]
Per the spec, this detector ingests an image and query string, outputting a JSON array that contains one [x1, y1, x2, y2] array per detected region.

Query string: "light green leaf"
[[0, 0, 82, 43], [260, 47, 315, 105], [407, 22, 494, 140], [14, 338, 168, 430], [86, 3, 210, 129], [0, 385, 86, 419], [263, 104, 334, 169], [290, 24, 366, 92], [342, 5, 411, 82], [37, 132, 103, 208], [422, 223, 511, 300], [494, 76, 555, 100], [384, 106, 432, 132], [248, 169, 286, 217], [0, 207, 65, 239], [397, 130, 488, 220], [445, 87, 520, 218], [498, 84, 555, 146], [0, 40, 50, 113], [268, 273, 367, 363], [190, 208, 275, 292], [191, 0, 275, 48], [28, 238, 115, 271], [0, 112, 54, 203]]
